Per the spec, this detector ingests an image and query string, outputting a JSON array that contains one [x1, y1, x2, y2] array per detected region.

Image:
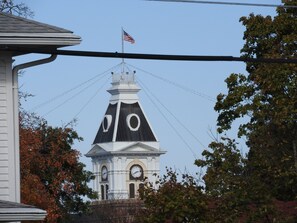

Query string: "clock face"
[[101, 166, 108, 181], [130, 165, 143, 180]]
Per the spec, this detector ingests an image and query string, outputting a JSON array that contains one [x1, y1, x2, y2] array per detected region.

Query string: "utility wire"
[[70, 75, 111, 122], [127, 63, 215, 102], [138, 76, 206, 149], [42, 71, 111, 117], [4, 47, 297, 64], [30, 63, 121, 112], [147, 0, 297, 9], [139, 79, 198, 159]]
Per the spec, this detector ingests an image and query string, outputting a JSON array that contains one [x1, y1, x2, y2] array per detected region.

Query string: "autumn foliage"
[[20, 110, 97, 222]]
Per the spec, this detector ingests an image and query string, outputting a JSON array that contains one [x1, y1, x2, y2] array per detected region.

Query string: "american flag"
[[123, 30, 135, 44]]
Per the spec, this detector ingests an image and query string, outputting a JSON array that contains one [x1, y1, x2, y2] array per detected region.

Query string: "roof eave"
[[0, 208, 47, 221], [0, 35, 81, 46], [0, 32, 82, 54], [111, 151, 166, 155], [85, 152, 111, 158], [0, 213, 47, 221], [87, 151, 166, 157]]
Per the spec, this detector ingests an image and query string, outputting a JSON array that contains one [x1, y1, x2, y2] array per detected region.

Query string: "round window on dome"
[[126, 114, 140, 131], [102, 115, 112, 132]]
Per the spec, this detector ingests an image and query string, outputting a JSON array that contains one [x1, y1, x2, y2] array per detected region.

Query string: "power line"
[[127, 63, 215, 102], [138, 77, 206, 148], [42, 71, 110, 117], [147, 0, 297, 9], [139, 79, 198, 159], [30, 63, 122, 112], [4, 47, 297, 63], [70, 75, 111, 122]]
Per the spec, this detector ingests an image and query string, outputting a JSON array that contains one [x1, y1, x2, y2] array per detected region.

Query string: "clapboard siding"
[[0, 58, 11, 201]]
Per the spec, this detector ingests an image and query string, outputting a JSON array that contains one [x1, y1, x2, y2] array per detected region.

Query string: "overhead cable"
[[42, 71, 110, 117], [4, 47, 297, 64], [147, 0, 297, 9], [70, 75, 111, 122], [127, 63, 215, 102], [138, 77, 206, 148], [30, 63, 121, 112], [139, 79, 198, 159]]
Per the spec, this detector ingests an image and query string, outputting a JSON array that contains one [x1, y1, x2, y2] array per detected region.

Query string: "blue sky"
[[15, 0, 279, 176]]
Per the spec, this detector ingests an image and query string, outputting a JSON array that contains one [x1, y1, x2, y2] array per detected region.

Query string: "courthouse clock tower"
[[86, 70, 166, 200]]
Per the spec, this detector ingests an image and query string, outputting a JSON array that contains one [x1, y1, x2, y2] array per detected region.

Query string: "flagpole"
[[121, 27, 124, 73]]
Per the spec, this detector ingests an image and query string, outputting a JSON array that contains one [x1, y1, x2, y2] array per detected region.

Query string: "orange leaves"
[[20, 112, 96, 222]]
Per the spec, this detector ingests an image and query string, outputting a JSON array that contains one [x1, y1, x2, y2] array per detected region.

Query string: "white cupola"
[[86, 70, 166, 200]]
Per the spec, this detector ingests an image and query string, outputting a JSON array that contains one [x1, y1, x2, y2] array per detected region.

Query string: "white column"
[[0, 53, 20, 202], [121, 157, 128, 198], [110, 157, 119, 199], [92, 160, 98, 197]]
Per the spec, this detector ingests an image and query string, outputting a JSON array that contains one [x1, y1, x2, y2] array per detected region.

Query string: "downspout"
[[11, 54, 57, 202]]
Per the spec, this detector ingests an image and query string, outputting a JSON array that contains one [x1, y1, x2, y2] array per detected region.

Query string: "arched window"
[[129, 183, 135, 198], [101, 185, 105, 200], [101, 166, 108, 182], [105, 184, 109, 200], [101, 184, 109, 200]]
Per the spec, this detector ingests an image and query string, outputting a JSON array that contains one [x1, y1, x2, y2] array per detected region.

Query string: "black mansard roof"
[[93, 102, 157, 144]]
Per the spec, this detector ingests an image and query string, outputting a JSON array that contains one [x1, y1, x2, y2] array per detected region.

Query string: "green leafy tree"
[[195, 137, 249, 222], [139, 168, 208, 223], [215, 0, 297, 202], [139, 2, 297, 222], [199, 1, 297, 222]]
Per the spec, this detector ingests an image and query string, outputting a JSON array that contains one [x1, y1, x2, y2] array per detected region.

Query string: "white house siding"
[[0, 54, 19, 202]]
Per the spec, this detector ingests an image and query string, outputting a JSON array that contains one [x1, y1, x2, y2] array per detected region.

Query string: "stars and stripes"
[[123, 30, 135, 44]]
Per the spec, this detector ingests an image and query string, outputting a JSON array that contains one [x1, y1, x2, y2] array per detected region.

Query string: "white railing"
[[112, 72, 135, 84]]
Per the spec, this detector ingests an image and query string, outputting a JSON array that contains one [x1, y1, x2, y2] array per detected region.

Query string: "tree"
[[214, 0, 297, 201], [195, 137, 250, 222], [139, 168, 208, 223], [140, 2, 297, 222], [0, 0, 33, 17], [199, 0, 297, 222], [20, 109, 97, 223]]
